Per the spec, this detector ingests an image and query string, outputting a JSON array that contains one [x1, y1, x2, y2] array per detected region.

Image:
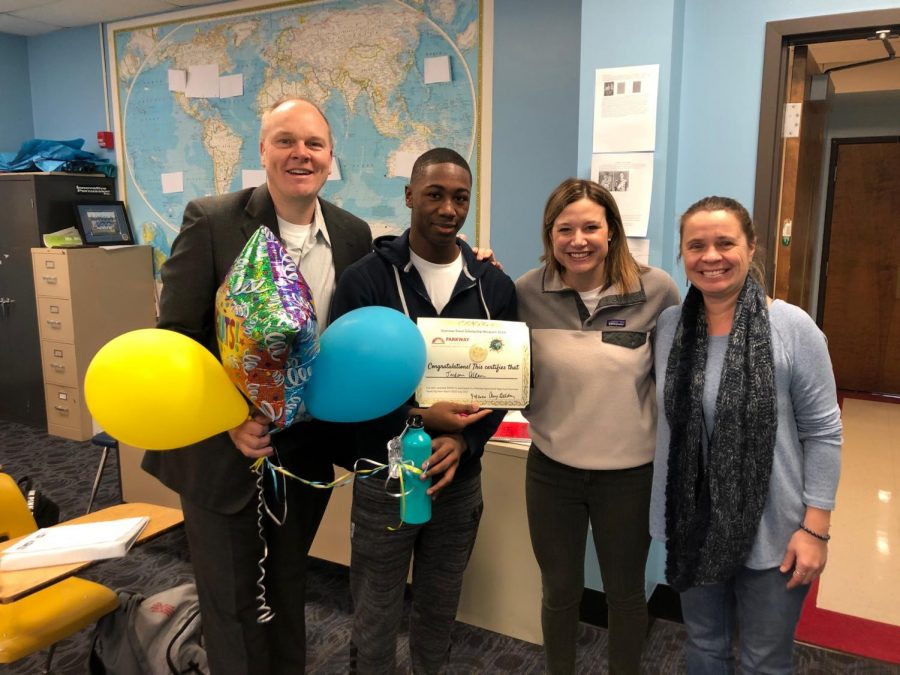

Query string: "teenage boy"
[[330, 147, 517, 673]]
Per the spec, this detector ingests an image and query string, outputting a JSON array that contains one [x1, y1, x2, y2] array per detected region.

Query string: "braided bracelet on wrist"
[[799, 522, 831, 542]]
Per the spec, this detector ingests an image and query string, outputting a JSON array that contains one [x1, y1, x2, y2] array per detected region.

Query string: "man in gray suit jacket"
[[143, 99, 372, 674]]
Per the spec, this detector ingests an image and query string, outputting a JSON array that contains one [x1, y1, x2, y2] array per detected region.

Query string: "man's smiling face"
[[259, 100, 333, 208]]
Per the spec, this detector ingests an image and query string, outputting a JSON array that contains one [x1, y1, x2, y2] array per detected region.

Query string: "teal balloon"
[[305, 306, 426, 422]]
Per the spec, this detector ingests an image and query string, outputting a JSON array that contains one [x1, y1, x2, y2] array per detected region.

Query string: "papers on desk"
[[0, 516, 149, 571]]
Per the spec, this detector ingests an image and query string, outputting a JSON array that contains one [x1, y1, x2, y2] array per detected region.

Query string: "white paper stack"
[[0, 516, 149, 571]]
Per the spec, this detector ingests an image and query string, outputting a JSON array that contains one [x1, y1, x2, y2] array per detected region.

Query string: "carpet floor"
[[1, 420, 897, 673]]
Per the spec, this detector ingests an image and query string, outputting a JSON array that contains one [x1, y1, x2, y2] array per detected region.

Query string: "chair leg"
[[86, 447, 110, 515], [42, 643, 56, 674]]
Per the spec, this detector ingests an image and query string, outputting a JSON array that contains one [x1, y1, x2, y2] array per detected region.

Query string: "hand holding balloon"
[[227, 411, 274, 459], [84, 328, 248, 450]]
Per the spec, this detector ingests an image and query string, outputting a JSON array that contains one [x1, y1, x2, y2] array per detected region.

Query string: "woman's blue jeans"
[[680, 566, 810, 674]]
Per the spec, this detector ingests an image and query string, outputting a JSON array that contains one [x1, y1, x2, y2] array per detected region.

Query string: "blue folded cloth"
[[0, 138, 116, 177]]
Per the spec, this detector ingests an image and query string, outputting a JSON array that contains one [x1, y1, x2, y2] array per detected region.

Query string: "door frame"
[[752, 8, 900, 291], [816, 135, 900, 325]]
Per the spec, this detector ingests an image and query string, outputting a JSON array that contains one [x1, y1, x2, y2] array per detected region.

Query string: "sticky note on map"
[[242, 169, 267, 189], [328, 156, 342, 181], [168, 69, 186, 92], [186, 64, 220, 98], [161, 171, 184, 194], [424, 56, 451, 84], [219, 74, 243, 98]]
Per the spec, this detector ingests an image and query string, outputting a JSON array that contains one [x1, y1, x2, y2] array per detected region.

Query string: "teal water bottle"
[[401, 415, 432, 524]]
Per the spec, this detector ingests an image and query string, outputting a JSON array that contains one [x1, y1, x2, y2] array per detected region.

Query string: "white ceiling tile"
[[0, 10, 58, 35], [11, 0, 175, 27], [0, 0, 54, 12]]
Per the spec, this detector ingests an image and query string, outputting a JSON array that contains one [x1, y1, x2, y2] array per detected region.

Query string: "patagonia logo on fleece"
[[607, 319, 626, 327]]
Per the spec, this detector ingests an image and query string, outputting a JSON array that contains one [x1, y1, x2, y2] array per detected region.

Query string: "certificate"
[[416, 318, 530, 409]]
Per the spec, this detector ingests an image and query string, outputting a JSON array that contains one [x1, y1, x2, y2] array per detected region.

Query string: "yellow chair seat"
[[0, 577, 119, 664]]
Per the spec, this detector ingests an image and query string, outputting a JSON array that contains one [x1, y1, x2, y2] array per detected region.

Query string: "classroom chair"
[[0, 472, 119, 672], [87, 431, 121, 514]]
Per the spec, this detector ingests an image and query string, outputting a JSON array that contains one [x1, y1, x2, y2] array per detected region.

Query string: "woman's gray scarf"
[[663, 276, 777, 592]]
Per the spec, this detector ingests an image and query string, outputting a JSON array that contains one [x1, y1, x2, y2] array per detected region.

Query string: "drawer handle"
[[41, 275, 58, 284], [46, 319, 62, 327], [53, 405, 70, 415], [50, 362, 66, 371]]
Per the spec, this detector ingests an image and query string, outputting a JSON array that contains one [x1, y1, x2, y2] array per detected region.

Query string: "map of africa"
[[109, 0, 484, 270]]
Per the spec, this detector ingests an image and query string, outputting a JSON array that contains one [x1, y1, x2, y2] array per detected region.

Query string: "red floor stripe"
[[795, 391, 900, 664], [795, 573, 900, 664]]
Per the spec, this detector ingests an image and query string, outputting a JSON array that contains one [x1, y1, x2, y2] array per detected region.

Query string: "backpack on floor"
[[89, 583, 208, 675]]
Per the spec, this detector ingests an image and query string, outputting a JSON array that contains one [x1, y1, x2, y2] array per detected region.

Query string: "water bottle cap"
[[408, 414, 424, 428]]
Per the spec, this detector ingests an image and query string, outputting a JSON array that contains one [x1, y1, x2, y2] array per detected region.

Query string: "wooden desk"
[[0, 503, 183, 604], [456, 441, 542, 644]]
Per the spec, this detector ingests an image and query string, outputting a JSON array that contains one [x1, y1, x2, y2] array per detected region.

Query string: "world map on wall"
[[110, 0, 483, 270]]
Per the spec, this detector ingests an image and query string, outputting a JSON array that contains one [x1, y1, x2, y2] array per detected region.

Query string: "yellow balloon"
[[84, 328, 248, 450]]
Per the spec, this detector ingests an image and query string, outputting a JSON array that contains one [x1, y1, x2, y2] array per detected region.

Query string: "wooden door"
[[820, 139, 900, 394], [772, 46, 827, 310]]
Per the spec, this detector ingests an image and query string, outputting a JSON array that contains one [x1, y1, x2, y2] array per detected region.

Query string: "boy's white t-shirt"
[[409, 248, 463, 314]]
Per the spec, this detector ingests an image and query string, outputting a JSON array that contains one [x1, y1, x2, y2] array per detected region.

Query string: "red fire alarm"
[[97, 131, 114, 149]]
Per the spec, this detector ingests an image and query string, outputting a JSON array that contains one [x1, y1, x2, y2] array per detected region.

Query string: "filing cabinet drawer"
[[41, 341, 79, 388], [32, 252, 72, 298], [37, 296, 75, 343], [43, 383, 84, 431]]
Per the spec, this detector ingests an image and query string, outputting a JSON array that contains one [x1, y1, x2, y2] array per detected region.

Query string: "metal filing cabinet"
[[0, 173, 116, 428], [31, 246, 156, 441]]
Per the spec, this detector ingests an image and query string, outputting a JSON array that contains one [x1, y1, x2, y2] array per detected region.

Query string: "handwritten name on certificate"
[[415, 318, 530, 409]]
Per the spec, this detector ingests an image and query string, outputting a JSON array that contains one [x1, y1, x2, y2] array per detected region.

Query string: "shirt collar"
[[310, 198, 331, 248]]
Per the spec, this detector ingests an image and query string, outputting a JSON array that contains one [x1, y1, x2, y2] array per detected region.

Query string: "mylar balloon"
[[84, 328, 248, 450], [305, 307, 426, 422], [216, 226, 318, 429]]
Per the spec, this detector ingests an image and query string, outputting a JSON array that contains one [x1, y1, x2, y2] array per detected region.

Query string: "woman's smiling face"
[[680, 208, 755, 301], [551, 198, 610, 291]]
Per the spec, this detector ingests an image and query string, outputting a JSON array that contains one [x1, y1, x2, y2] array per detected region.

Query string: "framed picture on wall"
[[73, 201, 135, 245]]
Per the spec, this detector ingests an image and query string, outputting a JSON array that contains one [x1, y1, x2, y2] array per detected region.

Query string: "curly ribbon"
[[249, 441, 427, 622], [250, 455, 426, 531], [254, 467, 276, 624]]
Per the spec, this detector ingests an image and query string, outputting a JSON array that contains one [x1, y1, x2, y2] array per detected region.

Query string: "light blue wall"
[[0, 32, 34, 153], [578, 0, 685, 276], [27, 25, 109, 157], [572, 0, 899, 286], [489, 0, 582, 281], [672, 0, 900, 284]]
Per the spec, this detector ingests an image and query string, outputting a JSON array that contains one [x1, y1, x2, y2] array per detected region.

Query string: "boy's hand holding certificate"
[[416, 318, 530, 409]]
